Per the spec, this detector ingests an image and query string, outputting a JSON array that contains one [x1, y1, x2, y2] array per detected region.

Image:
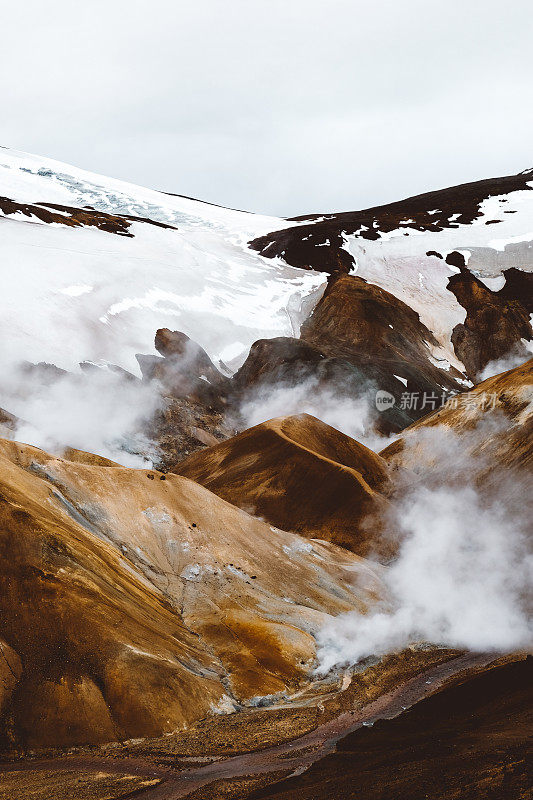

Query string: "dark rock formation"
[[250, 170, 533, 274], [231, 276, 467, 434], [0, 197, 176, 237], [446, 258, 532, 377], [139, 329, 229, 404], [136, 329, 235, 469], [497, 267, 533, 314], [300, 275, 464, 393]]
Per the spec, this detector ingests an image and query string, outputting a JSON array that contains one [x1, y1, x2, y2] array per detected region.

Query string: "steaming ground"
[[316, 423, 533, 672], [0, 350, 394, 466], [0, 362, 161, 466], [239, 378, 394, 452], [479, 330, 533, 380]]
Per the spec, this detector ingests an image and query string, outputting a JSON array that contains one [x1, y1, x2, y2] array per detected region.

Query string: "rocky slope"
[[0, 437, 381, 751], [251, 170, 533, 380]]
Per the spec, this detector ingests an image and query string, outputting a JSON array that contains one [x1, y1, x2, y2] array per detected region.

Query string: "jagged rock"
[[20, 360, 68, 385], [497, 267, 533, 313], [446, 260, 532, 378], [134, 330, 235, 469], [138, 329, 230, 404]]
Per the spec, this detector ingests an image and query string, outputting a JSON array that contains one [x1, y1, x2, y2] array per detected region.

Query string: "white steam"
[[479, 334, 533, 381], [239, 377, 393, 451], [0, 364, 162, 467], [316, 425, 533, 671]]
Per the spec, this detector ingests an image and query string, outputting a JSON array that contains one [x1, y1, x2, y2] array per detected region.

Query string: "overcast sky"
[[1, 0, 532, 216]]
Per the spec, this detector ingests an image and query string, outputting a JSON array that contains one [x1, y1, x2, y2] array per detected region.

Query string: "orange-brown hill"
[[0, 437, 381, 753], [381, 357, 533, 476], [176, 414, 392, 556]]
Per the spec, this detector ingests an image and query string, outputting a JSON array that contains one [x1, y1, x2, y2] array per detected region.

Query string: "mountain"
[[1, 150, 531, 385], [0, 150, 531, 798], [251, 171, 533, 380], [1, 150, 531, 471]]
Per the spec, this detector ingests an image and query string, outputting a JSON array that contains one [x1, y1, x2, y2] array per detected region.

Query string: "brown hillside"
[[381, 358, 533, 476], [176, 414, 392, 556], [0, 438, 381, 752]]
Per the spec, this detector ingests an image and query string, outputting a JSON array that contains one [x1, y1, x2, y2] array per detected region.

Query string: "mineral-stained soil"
[[176, 413, 392, 555], [0, 435, 384, 752], [0, 768, 162, 800], [0, 345, 530, 799], [382, 357, 533, 476], [0, 652, 525, 800], [1, 155, 532, 800]]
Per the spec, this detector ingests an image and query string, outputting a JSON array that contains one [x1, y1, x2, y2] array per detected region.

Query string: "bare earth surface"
[[0, 651, 519, 800]]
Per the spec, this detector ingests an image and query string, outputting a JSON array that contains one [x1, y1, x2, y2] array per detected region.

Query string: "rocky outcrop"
[[496, 267, 533, 313], [445, 256, 532, 377], [233, 337, 327, 390], [138, 329, 229, 403], [0, 196, 176, 236], [232, 335, 406, 432], [301, 274, 466, 393]]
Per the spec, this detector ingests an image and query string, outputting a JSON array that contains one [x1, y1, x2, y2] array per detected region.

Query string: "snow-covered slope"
[[342, 190, 533, 372], [251, 171, 533, 377], [1, 149, 532, 465], [0, 148, 324, 373]]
